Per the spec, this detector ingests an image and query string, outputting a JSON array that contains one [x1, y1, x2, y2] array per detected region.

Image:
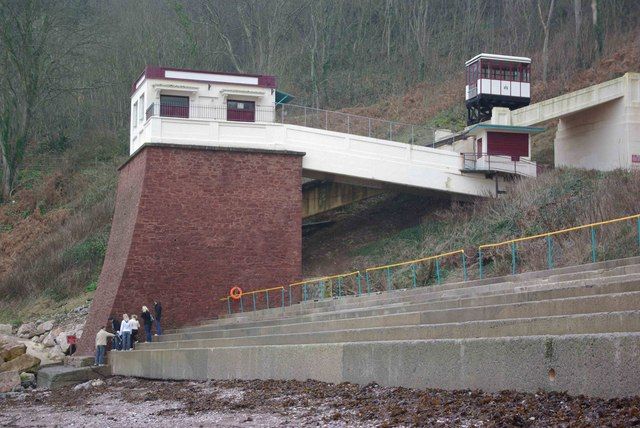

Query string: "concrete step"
[[166, 274, 640, 337], [147, 291, 640, 345], [192, 258, 640, 329], [110, 332, 640, 398], [138, 310, 640, 351]]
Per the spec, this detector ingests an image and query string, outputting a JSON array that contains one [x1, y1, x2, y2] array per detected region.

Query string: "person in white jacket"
[[119, 314, 133, 351], [95, 326, 115, 365], [129, 315, 140, 349]]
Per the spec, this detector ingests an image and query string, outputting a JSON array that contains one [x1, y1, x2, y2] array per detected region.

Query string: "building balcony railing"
[[144, 102, 437, 146], [461, 152, 537, 177]]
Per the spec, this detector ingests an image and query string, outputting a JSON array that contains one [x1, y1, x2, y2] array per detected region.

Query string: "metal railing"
[[462, 152, 537, 176], [220, 212, 640, 315], [279, 104, 436, 146], [146, 102, 276, 123], [144, 102, 436, 146], [478, 213, 640, 279]]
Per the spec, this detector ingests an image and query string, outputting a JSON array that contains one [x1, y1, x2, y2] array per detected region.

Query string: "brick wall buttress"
[[77, 146, 303, 355]]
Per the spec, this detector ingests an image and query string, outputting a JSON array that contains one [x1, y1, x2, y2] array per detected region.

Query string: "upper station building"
[[465, 53, 532, 125], [129, 66, 293, 153]]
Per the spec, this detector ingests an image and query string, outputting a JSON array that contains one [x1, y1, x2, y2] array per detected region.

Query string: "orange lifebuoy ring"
[[229, 286, 243, 300]]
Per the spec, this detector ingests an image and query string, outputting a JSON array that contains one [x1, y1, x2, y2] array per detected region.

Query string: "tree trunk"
[[591, 0, 604, 59], [537, 0, 556, 83], [1, 150, 10, 202], [574, 0, 582, 67]]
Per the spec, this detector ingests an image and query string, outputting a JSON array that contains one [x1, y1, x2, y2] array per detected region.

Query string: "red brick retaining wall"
[[77, 145, 303, 355]]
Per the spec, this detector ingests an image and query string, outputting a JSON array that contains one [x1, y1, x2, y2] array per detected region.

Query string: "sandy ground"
[[0, 377, 639, 427]]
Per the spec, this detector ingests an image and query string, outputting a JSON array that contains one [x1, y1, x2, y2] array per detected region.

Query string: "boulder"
[[17, 322, 36, 339], [0, 371, 20, 393], [36, 321, 54, 335], [0, 341, 27, 362], [0, 324, 12, 335], [0, 353, 41, 374], [56, 332, 70, 353], [42, 331, 57, 348], [19, 372, 36, 388], [30, 335, 41, 344]]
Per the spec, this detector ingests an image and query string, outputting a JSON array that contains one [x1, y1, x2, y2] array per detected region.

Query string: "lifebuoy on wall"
[[229, 286, 243, 300]]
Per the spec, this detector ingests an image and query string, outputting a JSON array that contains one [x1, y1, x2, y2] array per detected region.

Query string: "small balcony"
[[461, 152, 537, 177]]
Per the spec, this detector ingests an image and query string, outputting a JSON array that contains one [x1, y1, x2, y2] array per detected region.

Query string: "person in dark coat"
[[108, 316, 122, 350], [141, 306, 154, 342], [154, 301, 162, 335]]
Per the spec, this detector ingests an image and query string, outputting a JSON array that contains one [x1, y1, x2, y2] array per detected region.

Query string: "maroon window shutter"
[[487, 132, 529, 161]]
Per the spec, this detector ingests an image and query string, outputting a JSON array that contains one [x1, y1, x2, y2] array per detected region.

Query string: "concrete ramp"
[[110, 256, 640, 398]]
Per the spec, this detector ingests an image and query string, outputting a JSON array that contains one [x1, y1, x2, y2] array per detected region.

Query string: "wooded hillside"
[[0, 0, 639, 323]]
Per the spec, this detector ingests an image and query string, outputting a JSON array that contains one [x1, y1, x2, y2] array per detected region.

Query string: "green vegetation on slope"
[[303, 169, 640, 289]]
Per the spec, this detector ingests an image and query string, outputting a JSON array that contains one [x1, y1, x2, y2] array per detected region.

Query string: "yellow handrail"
[[219, 285, 285, 301], [479, 213, 640, 249], [221, 213, 640, 308], [365, 249, 465, 273], [288, 271, 361, 288]]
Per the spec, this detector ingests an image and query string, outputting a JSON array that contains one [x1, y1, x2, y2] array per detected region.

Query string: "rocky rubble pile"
[[0, 336, 39, 393], [0, 305, 89, 392]]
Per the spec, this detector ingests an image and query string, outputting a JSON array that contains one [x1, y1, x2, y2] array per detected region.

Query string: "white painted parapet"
[[133, 118, 498, 197], [490, 73, 640, 171], [511, 74, 629, 127]]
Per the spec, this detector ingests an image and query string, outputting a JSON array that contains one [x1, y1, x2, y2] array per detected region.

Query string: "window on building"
[[160, 95, 189, 118], [132, 101, 138, 127], [227, 100, 256, 122], [139, 94, 145, 123]]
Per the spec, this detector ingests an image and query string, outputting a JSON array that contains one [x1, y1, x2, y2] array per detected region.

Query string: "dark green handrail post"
[[479, 249, 484, 279], [356, 273, 362, 296], [511, 242, 517, 275], [265, 290, 270, 309], [320, 280, 326, 298], [288, 285, 292, 306], [435, 258, 441, 285], [366, 271, 371, 294], [337, 277, 343, 297], [303, 284, 308, 301], [239, 295, 244, 313], [226, 296, 231, 315], [591, 226, 597, 263], [252, 293, 257, 311], [462, 251, 468, 281], [546, 235, 553, 270], [411, 264, 417, 288], [636, 217, 640, 250], [386, 267, 392, 291], [281, 288, 285, 309]]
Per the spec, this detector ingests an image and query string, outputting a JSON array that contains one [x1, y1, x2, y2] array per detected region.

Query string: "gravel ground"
[[0, 377, 639, 427]]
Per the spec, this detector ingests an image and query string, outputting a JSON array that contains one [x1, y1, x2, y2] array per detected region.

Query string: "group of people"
[[94, 301, 162, 365]]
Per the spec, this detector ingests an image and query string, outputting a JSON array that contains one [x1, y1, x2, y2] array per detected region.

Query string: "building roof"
[[132, 66, 277, 92], [466, 123, 544, 134], [465, 53, 531, 67]]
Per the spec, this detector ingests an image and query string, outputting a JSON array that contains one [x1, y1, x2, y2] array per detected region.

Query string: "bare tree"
[[537, 0, 556, 83], [591, 0, 604, 59], [574, 0, 583, 66], [0, 0, 91, 201]]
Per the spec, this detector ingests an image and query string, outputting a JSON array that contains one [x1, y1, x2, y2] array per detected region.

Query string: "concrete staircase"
[[110, 257, 640, 398]]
